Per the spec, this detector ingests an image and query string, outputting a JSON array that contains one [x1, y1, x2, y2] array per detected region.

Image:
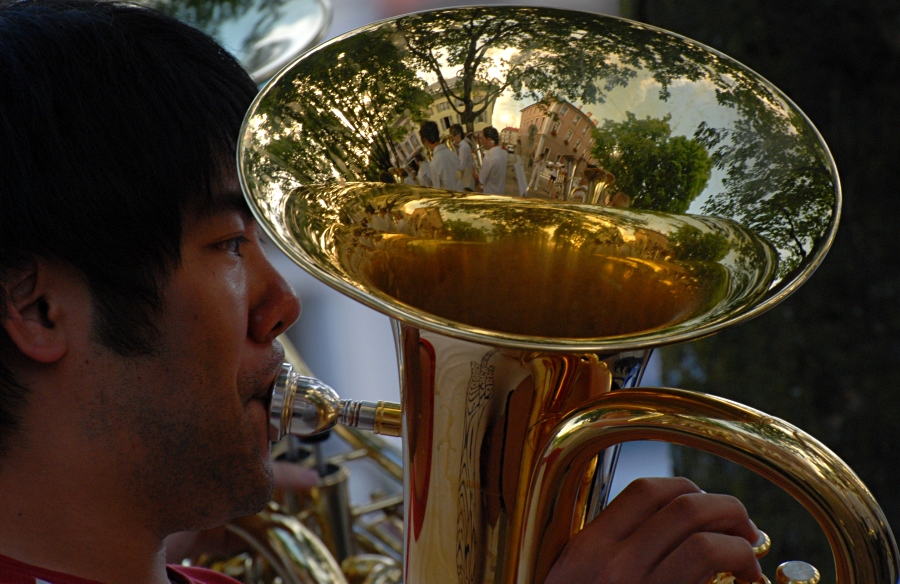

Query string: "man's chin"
[[205, 459, 276, 527], [238, 459, 276, 517]]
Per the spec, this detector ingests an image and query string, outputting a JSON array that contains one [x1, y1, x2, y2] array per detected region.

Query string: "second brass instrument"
[[237, 6, 899, 583]]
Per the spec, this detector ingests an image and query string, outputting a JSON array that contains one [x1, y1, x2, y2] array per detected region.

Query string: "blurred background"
[[187, 0, 899, 581]]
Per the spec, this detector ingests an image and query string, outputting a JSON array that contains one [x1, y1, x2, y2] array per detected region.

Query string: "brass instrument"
[[192, 345, 405, 584], [138, 0, 332, 83], [235, 6, 898, 583]]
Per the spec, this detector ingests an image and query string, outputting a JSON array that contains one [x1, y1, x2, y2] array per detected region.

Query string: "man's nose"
[[249, 259, 301, 344]]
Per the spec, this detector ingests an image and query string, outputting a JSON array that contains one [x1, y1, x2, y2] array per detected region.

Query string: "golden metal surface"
[[235, 6, 898, 584], [373, 401, 402, 437], [199, 502, 349, 584], [519, 388, 896, 584], [754, 530, 773, 559], [332, 425, 403, 482], [135, 0, 331, 83], [343, 555, 403, 584], [239, 6, 839, 353]]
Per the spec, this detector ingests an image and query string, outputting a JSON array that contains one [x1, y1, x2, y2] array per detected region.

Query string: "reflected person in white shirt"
[[475, 126, 507, 195], [450, 123, 474, 191], [419, 121, 461, 191]]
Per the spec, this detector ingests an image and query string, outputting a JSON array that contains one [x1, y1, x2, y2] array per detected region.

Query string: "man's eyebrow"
[[202, 196, 253, 218]]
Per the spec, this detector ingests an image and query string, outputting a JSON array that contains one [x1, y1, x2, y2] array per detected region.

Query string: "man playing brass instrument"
[[0, 1, 764, 583], [449, 124, 475, 191], [420, 121, 462, 192]]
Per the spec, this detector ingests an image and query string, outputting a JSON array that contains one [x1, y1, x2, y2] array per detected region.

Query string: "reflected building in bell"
[[519, 98, 600, 170], [425, 77, 495, 133], [391, 76, 497, 168], [500, 126, 520, 150]]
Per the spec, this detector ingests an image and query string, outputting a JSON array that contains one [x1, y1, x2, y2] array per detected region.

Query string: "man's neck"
[[0, 396, 171, 584], [0, 461, 171, 584]]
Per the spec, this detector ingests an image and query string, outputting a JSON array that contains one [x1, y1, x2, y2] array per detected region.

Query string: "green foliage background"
[[622, 0, 900, 581], [590, 113, 712, 213]]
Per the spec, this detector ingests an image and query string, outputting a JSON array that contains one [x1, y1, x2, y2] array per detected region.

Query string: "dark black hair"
[[0, 0, 257, 451], [482, 126, 500, 144], [449, 123, 464, 138], [419, 120, 440, 145]]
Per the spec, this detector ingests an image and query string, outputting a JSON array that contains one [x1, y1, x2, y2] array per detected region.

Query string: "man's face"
[[78, 179, 300, 535]]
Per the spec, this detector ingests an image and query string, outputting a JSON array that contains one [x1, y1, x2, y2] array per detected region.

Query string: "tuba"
[[234, 6, 898, 583], [137, 0, 332, 84]]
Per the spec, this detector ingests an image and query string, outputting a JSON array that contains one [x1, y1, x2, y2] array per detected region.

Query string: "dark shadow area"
[[632, 1, 900, 581]]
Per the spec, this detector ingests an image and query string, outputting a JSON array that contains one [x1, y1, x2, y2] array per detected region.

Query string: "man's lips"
[[253, 372, 277, 401], [251, 370, 279, 408], [250, 347, 287, 407], [251, 387, 274, 413]]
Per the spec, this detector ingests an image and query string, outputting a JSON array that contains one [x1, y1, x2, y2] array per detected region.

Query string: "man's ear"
[[2, 258, 69, 363]]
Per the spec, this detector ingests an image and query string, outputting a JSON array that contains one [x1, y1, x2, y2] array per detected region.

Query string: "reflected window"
[[564, 130, 573, 142], [559, 105, 569, 115], [551, 121, 560, 134]]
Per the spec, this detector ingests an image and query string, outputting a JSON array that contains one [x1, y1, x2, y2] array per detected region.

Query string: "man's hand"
[[545, 477, 763, 584]]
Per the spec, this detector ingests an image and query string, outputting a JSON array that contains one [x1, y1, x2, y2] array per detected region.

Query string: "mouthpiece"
[[268, 363, 402, 442]]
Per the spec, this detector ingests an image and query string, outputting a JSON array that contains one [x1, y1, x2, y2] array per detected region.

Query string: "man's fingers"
[[628, 492, 759, 568], [648, 531, 763, 584], [545, 477, 762, 584], [584, 477, 704, 543]]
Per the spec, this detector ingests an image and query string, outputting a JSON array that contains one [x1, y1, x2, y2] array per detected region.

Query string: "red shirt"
[[0, 554, 239, 584]]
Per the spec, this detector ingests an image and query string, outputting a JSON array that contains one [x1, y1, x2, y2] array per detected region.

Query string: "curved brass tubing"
[[518, 387, 899, 584], [209, 504, 349, 584]]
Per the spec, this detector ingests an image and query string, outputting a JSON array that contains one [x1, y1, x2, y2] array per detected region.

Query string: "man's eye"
[[219, 235, 250, 256]]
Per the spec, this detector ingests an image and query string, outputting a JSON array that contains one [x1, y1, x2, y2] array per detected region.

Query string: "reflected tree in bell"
[[250, 27, 432, 183], [697, 109, 836, 280], [590, 113, 712, 214], [147, 0, 278, 51], [391, 8, 653, 133]]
